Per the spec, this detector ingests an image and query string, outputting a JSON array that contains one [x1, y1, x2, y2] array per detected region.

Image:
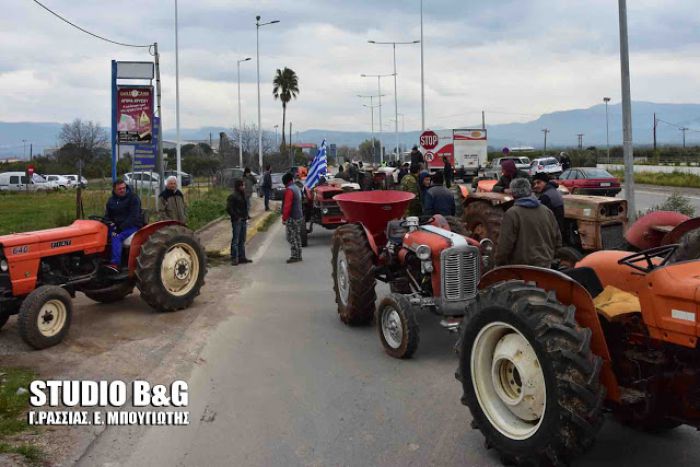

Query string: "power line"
[[31, 0, 151, 48]]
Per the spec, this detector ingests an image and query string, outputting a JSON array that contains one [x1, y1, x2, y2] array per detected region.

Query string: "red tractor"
[[331, 191, 492, 358], [300, 182, 358, 247], [0, 218, 206, 349]]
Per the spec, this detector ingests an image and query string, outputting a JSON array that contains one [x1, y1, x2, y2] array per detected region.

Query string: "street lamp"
[[237, 57, 252, 168], [603, 97, 611, 163], [361, 73, 394, 163], [542, 128, 550, 155], [175, 0, 182, 187], [256, 15, 280, 171], [358, 94, 385, 164], [420, 0, 425, 130], [368, 39, 420, 160]]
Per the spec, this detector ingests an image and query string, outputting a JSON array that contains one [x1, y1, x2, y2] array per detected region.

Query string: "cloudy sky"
[[2, 0, 699, 134]]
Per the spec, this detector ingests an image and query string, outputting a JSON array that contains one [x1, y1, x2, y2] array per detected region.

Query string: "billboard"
[[117, 86, 153, 143]]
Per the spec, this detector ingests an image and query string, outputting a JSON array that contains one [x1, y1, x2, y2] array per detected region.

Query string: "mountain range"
[[2, 101, 699, 158]]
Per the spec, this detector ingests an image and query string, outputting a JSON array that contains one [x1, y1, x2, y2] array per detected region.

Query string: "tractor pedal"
[[440, 318, 462, 332], [618, 386, 647, 405]]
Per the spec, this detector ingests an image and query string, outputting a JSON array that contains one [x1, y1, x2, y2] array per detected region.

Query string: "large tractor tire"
[[670, 228, 700, 263], [136, 225, 207, 312], [0, 310, 10, 330], [331, 224, 376, 326], [377, 293, 420, 359], [456, 281, 605, 466], [84, 281, 134, 304], [445, 215, 469, 237], [463, 201, 504, 245], [18, 285, 73, 349]]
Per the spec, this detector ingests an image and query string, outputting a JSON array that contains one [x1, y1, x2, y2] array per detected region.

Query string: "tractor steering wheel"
[[88, 215, 114, 227], [617, 244, 678, 274]]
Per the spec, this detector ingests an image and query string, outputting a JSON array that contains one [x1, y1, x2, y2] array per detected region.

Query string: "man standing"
[[158, 176, 187, 223], [261, 164, 273, 211], [559, 152, 572, 171], [410, 145, 424, 168], [397, 162, 409, 183], [227, 179, 251, 266], [494, 178, 561, 268], [423, 171, 456, 216], [493, 159, 529, 193], [282, 172, 303, 263], [532, 172, 565, 237], [400, 162, 422, 217], [442, 156, 454, 188], [242, 167, 257, 216], [104, 179, 143, 271]]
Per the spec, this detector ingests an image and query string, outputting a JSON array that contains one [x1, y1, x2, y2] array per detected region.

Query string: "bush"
[[638, 192, 696, 218]]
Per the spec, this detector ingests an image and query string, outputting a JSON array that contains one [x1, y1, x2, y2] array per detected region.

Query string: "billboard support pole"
[[154, 42, 164, 193], [111, 60, 118, 182]]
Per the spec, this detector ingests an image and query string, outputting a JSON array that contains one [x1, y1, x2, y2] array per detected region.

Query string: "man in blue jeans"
[[104, 179, 143, 272], [226, 179, 251, 266], [261, 164, 272, 211]]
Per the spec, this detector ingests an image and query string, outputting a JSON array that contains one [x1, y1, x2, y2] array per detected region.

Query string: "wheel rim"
[[471, 321, 546, 440], [336, 249, 350, 306], [160, 243, 200, 297], [381, 306, 403, 349], [37, 299, 67, 337]]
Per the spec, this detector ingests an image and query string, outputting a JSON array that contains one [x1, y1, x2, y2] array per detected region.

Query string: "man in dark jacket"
[[559, 152, 572, 171], [493, 159, 530, 193], [158, 176, 187, 223], [442, 156, 454, 188], [423, 171, 456, 217], [105, 179, 143, 270], [227, 179, 250, 266], [533, 172, 565, 237], [261, 164, 273, 211], [410, 145, 424, 168], [495, 178, 562, 268], [400, 163, 422, 217], [397, 162, 409, 183], [282, 172, 303, 263]]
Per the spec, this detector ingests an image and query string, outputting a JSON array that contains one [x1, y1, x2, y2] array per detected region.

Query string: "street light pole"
[[256, 16, 280, 172], [542, 128, 549, 155], [361, 73, 394, 163], [368, 39, 420, 160], [22, 139, 27, 159], [603, 97, 611, 163], [420, 0, 425, 130], [618, 0, 635, 220], [174, 0, 182, 188], [237, 57, 251, 168]]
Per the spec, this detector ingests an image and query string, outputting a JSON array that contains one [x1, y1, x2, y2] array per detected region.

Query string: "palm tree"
[[272, 67, 300, 152]]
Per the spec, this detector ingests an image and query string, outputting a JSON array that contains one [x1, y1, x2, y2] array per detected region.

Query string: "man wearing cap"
[[493, 159, 529, 194], [532, 172, 565, 237], [494, 178, 561, 268]]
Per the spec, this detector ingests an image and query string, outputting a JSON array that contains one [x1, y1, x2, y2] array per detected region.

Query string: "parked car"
[[483, 156, 531, 178], [0, 172, 51, 192], [216, 167, 258, 189], [123, 171, 161, 191], [163, 170, 192, 187], [64, 174, 88, 188], [256, 173, 286, 200], [527, 157, 563, 177], [558, 167, 621, 196], [45, 174, 72, 190]]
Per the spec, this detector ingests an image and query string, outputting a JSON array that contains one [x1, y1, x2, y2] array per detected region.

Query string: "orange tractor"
[[331, 191, 492, 358], [0, 218, 206, 349], [456, 246, 700, 465]]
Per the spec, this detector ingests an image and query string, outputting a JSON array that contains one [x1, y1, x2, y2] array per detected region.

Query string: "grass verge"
[[610, 170, 700, 188], [0, 368, 44, 465], [257, 211, 281, 232]]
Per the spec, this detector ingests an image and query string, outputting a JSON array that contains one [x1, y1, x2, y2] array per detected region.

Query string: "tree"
[[272, 67, 300, 152], [358, 139, 381, 163], [58, 119, 108, 164]]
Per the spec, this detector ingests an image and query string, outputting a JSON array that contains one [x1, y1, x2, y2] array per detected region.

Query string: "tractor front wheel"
[[136, 225, 207, 312], [377, 293, 419, 359], [331, 224, 376, 325], [457, 281, 604, 465], [18, 285, 72, 349], [463, 201, 504, 245]]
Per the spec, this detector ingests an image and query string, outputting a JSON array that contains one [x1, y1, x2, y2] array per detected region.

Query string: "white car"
[[123, 171, 161, 191], [527, 157, 563, 177], [64, 174, 88, 188], [45, 174, 72, 190]]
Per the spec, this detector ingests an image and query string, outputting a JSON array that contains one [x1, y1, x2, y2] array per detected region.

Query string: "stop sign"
[[27, 165, 35, 177], [419, 130, 439, 150]]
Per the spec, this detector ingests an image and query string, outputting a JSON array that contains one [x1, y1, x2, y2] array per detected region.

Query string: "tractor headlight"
[[0, 259, 7, 272], [479, 238, 495, 256], [416, 244, 432, 261]]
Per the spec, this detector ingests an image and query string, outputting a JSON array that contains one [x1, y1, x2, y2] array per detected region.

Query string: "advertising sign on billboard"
[[117, 86, 153, 143]]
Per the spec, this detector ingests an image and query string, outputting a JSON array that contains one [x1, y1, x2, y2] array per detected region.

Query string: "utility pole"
[[153, 42, 164, 189], [174, 0, 182, 188], [289, 121, 293, 167], [577, 133, 584, 150], [618, 0, 636, 220], [603, 97, 611, 163], [681, 127, 688, 149], [482, 110, 486, 130], [653, 112, 657, 151], [420, 0, 425, 131], [542, 128, 550, 155]]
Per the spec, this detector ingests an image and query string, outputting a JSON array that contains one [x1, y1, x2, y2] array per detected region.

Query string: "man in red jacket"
[[281, 173, 303, 263]]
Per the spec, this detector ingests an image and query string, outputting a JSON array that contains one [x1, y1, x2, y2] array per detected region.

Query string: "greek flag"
[[304, 139, 328, 188]]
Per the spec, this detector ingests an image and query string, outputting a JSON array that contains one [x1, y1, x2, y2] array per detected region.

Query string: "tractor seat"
[[386, 220, 408, 244], [563, 267, 604, 298], [123, 232, 137, 247]]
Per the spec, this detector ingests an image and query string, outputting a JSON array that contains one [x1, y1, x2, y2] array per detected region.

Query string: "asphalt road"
[[77, 220, 700, 467], [620, 183, 700, 213]]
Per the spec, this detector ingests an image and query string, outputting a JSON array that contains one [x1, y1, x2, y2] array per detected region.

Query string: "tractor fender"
[[463, 193, 514, 209], [479, 265, 620, 402], [661, 216, 700, 246], [357, 223, 380, 259], [625, 210, 689, 250], [126, 221, 184, 276]]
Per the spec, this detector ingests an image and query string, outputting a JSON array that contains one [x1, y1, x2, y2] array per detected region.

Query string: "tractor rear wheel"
[[0, 310, 10, 330], [18, 285, 72, 349], [84, 281, 134, 304], [456, 281, 604, 465], [670, 228, 700, 263], [463, 201, 504, 245], [445, 216, 469, 237], [136, 225, 207, 312], [331, 224, 376, 325], [377, 293, 419, 359]]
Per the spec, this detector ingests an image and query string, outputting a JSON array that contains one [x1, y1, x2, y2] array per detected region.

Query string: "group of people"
[[399, 162, 456, 218]]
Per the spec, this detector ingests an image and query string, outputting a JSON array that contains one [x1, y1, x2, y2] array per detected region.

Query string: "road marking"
[[252, 220, 282, 262]]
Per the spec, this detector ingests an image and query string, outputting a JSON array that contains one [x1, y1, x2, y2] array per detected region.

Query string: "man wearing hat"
[[532, 172, 565, 237]]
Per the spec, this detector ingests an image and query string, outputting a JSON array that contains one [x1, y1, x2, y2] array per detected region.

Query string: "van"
[[0, 172, 51, 192]]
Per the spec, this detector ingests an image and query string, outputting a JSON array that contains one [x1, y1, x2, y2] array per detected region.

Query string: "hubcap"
[[336, 249, 350, 306], [471, 322, 546, 440], [161, 243, 200, 297], [381, 307, 403, 349], [37, 299, 67, 337]]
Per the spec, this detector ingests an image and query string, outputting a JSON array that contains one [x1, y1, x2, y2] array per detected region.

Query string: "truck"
[[419, 128, 488, 181]]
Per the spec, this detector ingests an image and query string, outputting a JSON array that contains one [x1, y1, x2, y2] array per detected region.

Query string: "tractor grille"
[[441, 245, 480, 302], [601, 222, 624, 249]]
